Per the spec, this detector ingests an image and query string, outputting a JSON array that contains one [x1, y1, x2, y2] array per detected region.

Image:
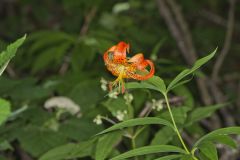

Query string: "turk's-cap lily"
[[103, 41, 155, 93]]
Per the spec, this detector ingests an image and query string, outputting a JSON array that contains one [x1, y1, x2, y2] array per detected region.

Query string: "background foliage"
[[0, 0, 240, 160]]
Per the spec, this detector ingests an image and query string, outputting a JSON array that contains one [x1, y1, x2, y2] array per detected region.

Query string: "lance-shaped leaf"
[[96, 117, 175, 136], [110, 145, 187, 160], [0, 35, 26, 76], [126, 76, 166, 95], [194, 127, 240, 147], [167, 48, 217, 92]]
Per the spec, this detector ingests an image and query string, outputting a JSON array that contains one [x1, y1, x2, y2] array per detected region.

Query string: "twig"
[[212, 0, 236, 82]]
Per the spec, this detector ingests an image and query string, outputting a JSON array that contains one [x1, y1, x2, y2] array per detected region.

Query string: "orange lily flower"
[[103, 41, 155, 93]]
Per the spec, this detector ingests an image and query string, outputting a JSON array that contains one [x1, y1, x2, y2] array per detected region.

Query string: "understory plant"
[[96, 42, 240, 160], [0, 36, 240, 160], [1, 38, 238, 160]]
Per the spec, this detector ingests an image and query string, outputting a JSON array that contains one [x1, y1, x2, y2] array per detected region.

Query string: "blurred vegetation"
[[0, 0, 240, 160]]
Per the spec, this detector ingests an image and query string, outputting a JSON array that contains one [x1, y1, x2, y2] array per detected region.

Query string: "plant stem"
[[131, 137, 138, 160], [127, 104, 134, 119], [164, 93, 190, 154]]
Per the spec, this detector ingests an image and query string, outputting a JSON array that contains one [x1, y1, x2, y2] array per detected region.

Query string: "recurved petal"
[[112, 41, 129, 62], [129, 59, 155, 80], [128, 53, 144, 63]]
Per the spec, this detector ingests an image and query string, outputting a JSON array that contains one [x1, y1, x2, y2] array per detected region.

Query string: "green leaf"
[[32, 42, 71, 73], [67, 139, 97, 159], [0, 98, 11, 126], [151, 126, 175, 145], [40, 139, 96, 160], [125, 82, 160, 92], [39, 143, 76, 160], [95, 131, 122, 160], [96, 117, 174, 136], [0, 140, 13, 151], [198, 142, 218, 160], [125, 76, 166, 94], [153, 154, 182, 160], [180, 155, 195, 160], [198, 151, 211, 160], [0, 35, 26, 76], [59, 118, 103, 141], [194, 127, 240, 147], [206, 135, 237, 149], [167, 48, 217, 92], [146, 76, 166, 94], [18, 126, 67, 157], [186, 104, 226, 126], [28, 31, 75, 54], [110, 145, 187, 160]]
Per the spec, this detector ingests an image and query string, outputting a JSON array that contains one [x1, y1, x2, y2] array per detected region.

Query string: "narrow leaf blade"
[[0, 34, 26, 76], [110, 145, 187, 160], [95, 132, 122, 160], [96, 117, 174, 136], [167, 48, 217, 91], [194, 127, 240, 147]]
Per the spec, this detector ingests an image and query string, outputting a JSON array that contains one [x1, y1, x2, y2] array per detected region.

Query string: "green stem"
[[164, 93, 190, 154], [127, 104, 134, 119], [131, 137, 138, 160]]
